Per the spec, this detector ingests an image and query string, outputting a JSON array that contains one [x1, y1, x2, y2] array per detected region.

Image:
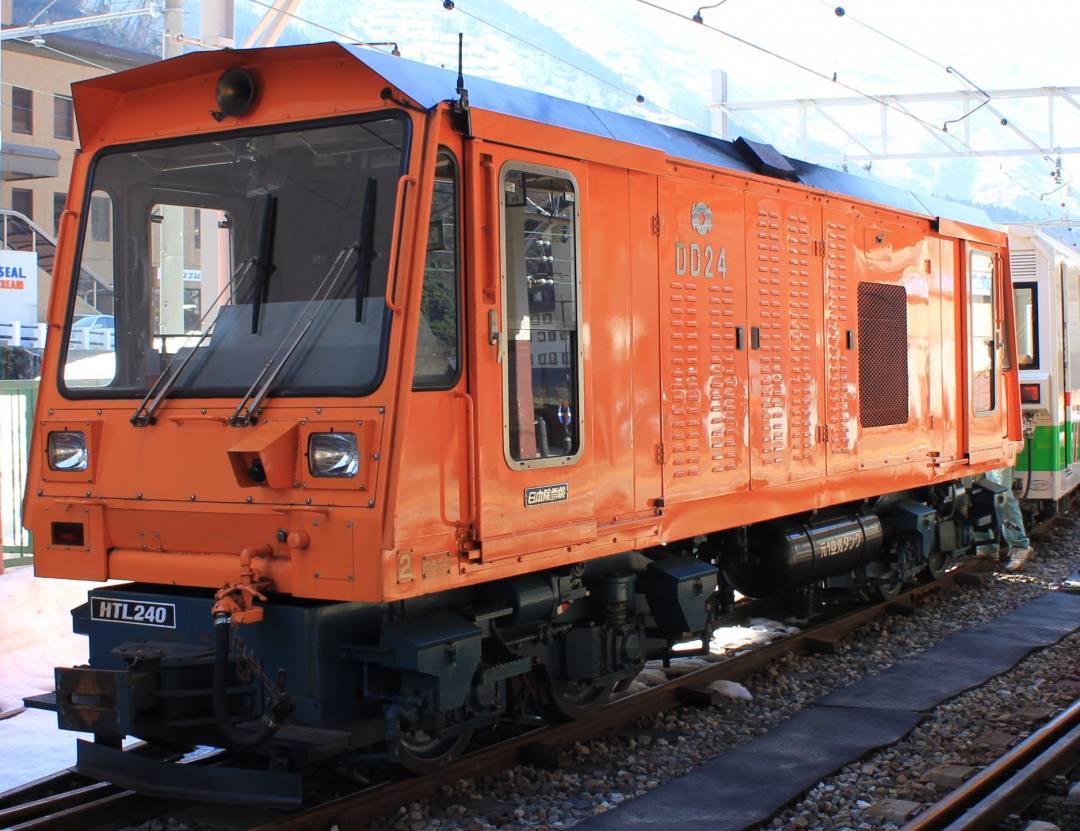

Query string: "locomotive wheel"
[[396, 727, 474, 774], [536, 671, 619, 721], [926, 549, 948, 581], [876, 571, 903, 601]]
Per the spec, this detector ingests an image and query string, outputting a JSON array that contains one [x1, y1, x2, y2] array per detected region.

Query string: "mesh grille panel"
[[858, 282, 909, 428]]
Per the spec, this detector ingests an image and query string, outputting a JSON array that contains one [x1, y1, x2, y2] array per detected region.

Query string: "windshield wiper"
[[131, 257, 258, 426], [355, 178, 377, 322], [250, 193, 278, 334], [229, 242, 360, 427]]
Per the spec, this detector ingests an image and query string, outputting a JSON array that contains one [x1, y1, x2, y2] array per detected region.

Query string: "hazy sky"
[[240, 0, 1079, 219]]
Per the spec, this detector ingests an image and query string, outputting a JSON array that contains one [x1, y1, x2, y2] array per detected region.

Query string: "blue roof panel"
[[347, 45, 994, 230]]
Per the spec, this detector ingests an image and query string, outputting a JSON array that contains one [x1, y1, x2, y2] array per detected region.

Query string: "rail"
[[901, 696, 1080, 830], [0, 746, 227, 831]]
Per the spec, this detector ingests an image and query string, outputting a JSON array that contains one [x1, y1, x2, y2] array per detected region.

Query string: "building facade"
[[2, 4, 148, 319]]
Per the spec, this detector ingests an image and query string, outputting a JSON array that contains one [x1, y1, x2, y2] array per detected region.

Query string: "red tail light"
[[51, 522, 85, 547]]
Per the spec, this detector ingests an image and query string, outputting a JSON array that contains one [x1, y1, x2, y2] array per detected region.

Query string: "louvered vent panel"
[[858, 282, 909, 428], [1010, 249, 1037, 279]]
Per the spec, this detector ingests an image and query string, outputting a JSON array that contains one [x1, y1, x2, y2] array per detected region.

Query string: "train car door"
[[744, 192, 826, 488], [965, 245, 1008, 455], [1060, 260, 1080, 484], [656, 175, 750, 501], [850, 219, 936, 469], [469, 148, 597, 562], [822, 206, 860, 474]]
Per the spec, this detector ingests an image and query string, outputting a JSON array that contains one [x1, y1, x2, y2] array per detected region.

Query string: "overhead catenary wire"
[[240, 0, 399, 55], [813, 1, 998, 133], [632, 0, 1053, 213], [813, 0, 1067, 212], [444, 2, 696, 126], [814, 0, 949, 72], [13, 38, 112, 71], [241, 0, 365, 43], [236, 0, 1054, 214], [238, 0, 700, 127]]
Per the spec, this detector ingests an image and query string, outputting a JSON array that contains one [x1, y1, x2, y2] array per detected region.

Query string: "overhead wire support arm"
[[0, 5, 156, 41]]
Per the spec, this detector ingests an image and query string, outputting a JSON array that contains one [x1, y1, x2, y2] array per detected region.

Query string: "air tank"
[[723, 512, 884, 598]]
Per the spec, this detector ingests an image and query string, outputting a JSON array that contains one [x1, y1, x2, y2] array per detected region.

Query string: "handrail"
[[480, 155, 499, 304], [383, 174, 416, 315], [442, 390, 476, 530]]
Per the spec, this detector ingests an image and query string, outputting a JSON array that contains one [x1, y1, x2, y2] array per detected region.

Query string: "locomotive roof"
[[348, 45, 995, 230], [72, 42, 995, 231]]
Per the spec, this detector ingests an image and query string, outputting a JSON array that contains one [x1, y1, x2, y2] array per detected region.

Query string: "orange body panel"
[[23, 44, 1021, 606]]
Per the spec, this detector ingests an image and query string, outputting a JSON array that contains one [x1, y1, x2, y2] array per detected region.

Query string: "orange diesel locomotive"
[[23, 43, 1020, 802]]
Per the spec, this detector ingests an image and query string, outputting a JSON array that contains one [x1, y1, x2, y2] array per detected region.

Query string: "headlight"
[[48, 431, 88, 471], [308, 432, 359, 477]]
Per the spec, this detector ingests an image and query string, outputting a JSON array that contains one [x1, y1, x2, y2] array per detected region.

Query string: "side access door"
[[656, 174, 750, 501], [744, 191, 826, 489], [468, 146, 597, 561], [964, 243, 1008, 457], [822, 206, 860, 474]]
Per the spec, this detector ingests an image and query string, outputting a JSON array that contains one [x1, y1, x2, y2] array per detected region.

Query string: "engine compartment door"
[[657, 175, 750, 502]]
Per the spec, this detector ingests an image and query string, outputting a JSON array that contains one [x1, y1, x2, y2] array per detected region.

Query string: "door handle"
[[488, 308, 504, 364], [735, 326, 744, 350], [750, 326, 761, 350]]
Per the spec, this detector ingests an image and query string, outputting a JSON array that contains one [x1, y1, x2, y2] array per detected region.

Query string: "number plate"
[[90, 597, 176, 629]]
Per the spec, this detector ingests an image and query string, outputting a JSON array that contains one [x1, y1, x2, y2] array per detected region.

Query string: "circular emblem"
[[691, 201, 712, 236]]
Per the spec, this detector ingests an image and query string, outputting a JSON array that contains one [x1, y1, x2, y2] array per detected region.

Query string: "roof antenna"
[[450, 32, 473, 137]]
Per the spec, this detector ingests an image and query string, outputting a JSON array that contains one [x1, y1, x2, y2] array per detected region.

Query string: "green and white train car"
[[1009, 225, 1080, 521]]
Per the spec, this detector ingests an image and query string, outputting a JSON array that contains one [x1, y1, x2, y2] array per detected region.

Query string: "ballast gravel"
[[365, 519, 1080, 831]]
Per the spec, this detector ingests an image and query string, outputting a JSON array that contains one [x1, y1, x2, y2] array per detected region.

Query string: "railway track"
[[901, 696, 1080, 831], [0, 561, 993, 831], [0, 747, 227, 831]]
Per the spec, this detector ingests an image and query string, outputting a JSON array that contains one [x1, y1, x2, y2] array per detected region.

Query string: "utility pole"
[[159, 0, 185, 336], [201, 0, 235, 49]]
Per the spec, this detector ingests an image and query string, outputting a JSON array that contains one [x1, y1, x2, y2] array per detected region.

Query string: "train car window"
[[970, 249, 997, 415], [60, 190, 117, 383], [1013, 283, 1038, 370], [413, 150, 460, 390], [857, 282, 909, 428], [60, 115, 409, 398], [501, 165, 581, 465]]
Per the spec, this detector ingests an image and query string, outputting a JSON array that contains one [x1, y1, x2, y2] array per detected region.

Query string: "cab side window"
[[413, 151, 460, 390], [502, 166, 581, 463]]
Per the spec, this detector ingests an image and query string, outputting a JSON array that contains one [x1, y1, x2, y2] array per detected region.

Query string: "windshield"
[[61, 115, 408, 398]]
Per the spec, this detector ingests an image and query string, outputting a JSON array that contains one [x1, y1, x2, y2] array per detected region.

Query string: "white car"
[[69, 314, 115, 349]]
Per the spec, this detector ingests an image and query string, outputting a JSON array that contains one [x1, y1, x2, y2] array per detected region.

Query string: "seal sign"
[[691, 201, 712, 235]]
